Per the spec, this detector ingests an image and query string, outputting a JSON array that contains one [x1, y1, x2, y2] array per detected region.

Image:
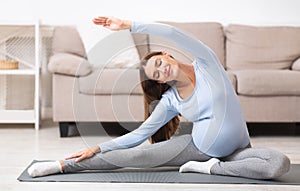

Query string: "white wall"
[[1, 0, 300, 51]]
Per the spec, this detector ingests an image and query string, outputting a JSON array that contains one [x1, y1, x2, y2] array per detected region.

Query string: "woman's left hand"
[[65, 145, 100, 162], [92, 16, 131, 31]]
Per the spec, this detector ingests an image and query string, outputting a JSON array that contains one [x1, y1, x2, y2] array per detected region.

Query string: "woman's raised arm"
[[93, 16, 214, 61]]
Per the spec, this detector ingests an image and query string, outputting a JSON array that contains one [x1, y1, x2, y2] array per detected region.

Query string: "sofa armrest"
[[48, 53, 92, 77], [292, 58, 300, 71]]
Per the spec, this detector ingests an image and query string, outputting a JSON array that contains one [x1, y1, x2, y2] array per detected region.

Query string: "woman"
[[28, 16, 290, 179]]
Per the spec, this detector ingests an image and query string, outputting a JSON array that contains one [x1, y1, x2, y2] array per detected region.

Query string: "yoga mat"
[[18, 160, 300, 185]]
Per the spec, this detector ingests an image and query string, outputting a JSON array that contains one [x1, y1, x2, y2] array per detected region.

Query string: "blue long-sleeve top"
[[99, 21, 250, 158]]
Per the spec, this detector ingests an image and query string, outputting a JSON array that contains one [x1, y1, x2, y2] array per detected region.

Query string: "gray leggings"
[[63, 134, 290, 179]]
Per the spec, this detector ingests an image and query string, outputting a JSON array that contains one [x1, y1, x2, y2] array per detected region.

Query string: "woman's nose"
[[157, 66, 167, 74]]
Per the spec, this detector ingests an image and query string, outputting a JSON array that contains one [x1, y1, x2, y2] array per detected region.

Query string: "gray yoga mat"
[[17, 160, 300, 185]]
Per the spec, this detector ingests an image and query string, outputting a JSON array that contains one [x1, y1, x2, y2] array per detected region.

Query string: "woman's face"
[[143, 53, 179, 83]]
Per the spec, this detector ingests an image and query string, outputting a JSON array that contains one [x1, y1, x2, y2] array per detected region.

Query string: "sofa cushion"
[[78, 69, 143, 95], [48, 53, 92, 76], [149, 22, 225, 68], [292, 58, 300, 71], [52, 26, 87, 57], [78, 68, 237, 96], [234, 70, 300, 96], [226, 24, 300, 70]]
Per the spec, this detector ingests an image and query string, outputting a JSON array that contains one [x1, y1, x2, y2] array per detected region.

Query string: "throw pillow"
[[48, 53, 92, 76], [292, 58, 300, 71], [105, 46, 140, 69], [88, 30, 140, 69]]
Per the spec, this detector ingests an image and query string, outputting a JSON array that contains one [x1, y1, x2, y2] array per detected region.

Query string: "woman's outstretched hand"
[[92, 16, 131, 31], [65, 145, 100, 163]]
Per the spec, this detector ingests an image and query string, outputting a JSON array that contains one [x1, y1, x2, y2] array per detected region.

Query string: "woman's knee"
[[265, 150, 291, 179], [241, 148, 291, 179]]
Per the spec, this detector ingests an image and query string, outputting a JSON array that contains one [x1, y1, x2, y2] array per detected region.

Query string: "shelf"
[[0, 22, 40, 129], [0, 69, 36, 75], [0, 110, 35, 123]]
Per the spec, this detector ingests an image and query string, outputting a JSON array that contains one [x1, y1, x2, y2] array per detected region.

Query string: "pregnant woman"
[[28, 16, 290, 179]]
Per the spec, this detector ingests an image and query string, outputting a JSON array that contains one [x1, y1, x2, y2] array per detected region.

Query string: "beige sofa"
[[48, 23, 300, 137]]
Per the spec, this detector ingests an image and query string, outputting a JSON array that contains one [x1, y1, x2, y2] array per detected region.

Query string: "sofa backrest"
[[226, 24, 300, 70], [52, 26, 87, 58], [131, 33, 149, 60], [146, 22, 225, 68]]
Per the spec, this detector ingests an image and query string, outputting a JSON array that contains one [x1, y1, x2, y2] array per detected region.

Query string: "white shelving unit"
[[0, 21, 40, 129]]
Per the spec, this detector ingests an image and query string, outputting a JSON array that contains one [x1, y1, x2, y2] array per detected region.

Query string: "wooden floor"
[[1, 121, 300, 191]]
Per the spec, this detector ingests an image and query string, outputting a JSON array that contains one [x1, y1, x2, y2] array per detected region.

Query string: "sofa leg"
[[296, 123, 300, 135], [59, 122, 69, 137]]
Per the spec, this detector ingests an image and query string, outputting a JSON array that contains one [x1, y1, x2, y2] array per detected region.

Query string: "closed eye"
[[155, 59, 162, 67], [153, 71, 159, 79], [153, 59, 162, 79]]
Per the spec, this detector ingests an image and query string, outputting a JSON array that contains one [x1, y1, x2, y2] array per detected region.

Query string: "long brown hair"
[[139, 51, 180, 144]]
